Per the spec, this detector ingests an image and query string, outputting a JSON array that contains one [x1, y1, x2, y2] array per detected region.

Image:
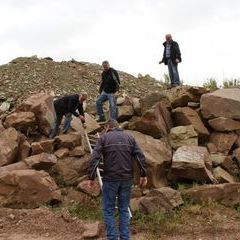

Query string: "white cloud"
[[0, 0, 239, 86]]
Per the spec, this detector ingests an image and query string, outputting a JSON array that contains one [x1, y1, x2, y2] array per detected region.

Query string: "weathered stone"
[[171, 146, 215, 182], [55, 133, 82, 149], [208, 117, 240, 132], [172, 107, 209, 139], [182, 183, 240, 206], [24, 153, 57, 171], [77, 180, 100, 197], [17, 93, 55, 135], [31, 139, 55, 155], [201, 88, 240, 120], [0, 120, 5, 131], [54, 148, 69, 159], [117, 105, 134, 122], [206, 142, 218, 154], [209, 132, 237, 154], [132, 97, 141, 116], [55, 156, 89, 186], [126, 130, 172, 188], [85, 113, 101, 134], [0, 169, 61, 207], [82, 222, 101, 239], [69, 146, 85, 157], [133, 187, 183, 214], [187, 102, 200, 108], [0, 128, 19, 167], [0, 162, 28, 174], [169, 125, 198, 150], [0, 101, 10, 112], [210, 154, 229, 167], [129, 101, 173, 138], [165, 86, 208, 108], [4, 112, 36, 133], [213, 167, 235, 183]]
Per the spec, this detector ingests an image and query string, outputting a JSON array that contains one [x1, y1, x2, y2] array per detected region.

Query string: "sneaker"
[[96, 117, 106, 123]]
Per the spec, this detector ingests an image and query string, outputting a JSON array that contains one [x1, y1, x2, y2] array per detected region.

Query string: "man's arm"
[[112, 69, 120, 91], [88, 137, 104, 180], [132, 139, 147, 177], [175, 42, 181, 62]]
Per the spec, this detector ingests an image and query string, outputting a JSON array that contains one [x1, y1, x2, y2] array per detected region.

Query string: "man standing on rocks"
[[88, 120, 147, 240], [159, 34, 182, 88], [96, 61, 120, 122], [49, 92, 87, 138]]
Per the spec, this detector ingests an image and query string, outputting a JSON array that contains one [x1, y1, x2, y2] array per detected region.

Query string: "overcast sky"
[[0, 0, 240, 86]]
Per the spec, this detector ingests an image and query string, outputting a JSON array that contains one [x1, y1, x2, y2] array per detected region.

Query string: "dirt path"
[[0, 207, 240, 240]]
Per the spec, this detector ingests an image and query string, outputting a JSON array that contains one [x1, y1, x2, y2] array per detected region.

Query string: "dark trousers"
[[50, 112, 72, 138]]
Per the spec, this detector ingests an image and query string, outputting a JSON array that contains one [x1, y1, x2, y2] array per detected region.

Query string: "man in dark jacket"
[[88, 120, 147, 240], [49, 92, 87, 138], [96, 60, 120, 122], [159, 34, 182, 87]]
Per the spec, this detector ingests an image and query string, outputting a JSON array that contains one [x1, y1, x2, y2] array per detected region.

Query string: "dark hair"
[[105, 120, 119, 129], [102, 60, 109, 65]]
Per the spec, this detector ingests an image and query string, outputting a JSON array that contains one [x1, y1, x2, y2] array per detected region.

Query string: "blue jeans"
[[102, 180, 132, 240], [167, 59, 180, 86], [96, 91, 117, 120], [50, 113, 72, 138]]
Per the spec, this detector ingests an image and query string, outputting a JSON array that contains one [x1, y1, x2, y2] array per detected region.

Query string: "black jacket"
[[89, 128, 147, 181], [99, 68, 120, 94], [54, 94, 84, 117], [162, 40, 182, 65]]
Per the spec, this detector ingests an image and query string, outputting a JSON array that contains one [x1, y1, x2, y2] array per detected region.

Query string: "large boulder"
[[130, 187, 183, 214], [0, 128, 19, 167], [201, 88, 240, 120], [0, 169, 61, 207], [31, 139, 55, 155], [169, 125, 198, 150], [0, 162, 28, 175], [17, 93, 55, 135], [117, 105, 134, 122], [55, 133, 82, 150], [126, 130, 172, 188], [23, 153, 57, 171], [54, 156, 89, 186], [182, 183, 240, 206], [209, 132, 237, 154], [208, 117, 240, 132], [4, 111, 37, 133], [85, 113, 101, 134], [170, 146, 215, 182], [129, 101, 173, 138], [172, 107, 209, 139], [165, 86, 208, 108]]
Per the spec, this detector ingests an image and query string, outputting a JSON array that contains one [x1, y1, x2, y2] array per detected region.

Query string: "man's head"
[[165, 34, 172, 42], [104, 120, 119, 132], [102, 60, 110, 71], [79, 92, 88, 102]]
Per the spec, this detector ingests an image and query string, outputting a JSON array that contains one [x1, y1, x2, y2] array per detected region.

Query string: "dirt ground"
[[0, 206, 240, 240]]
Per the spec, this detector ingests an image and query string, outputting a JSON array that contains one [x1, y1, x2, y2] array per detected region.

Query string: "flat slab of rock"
[[208, 117, 240, 132], [0, 169, 61, 207], [77, 180, 100, 197], [171, 146, 215, 182], [55, 133, 82, 149], [54, 148, 69, 159], [182, 183, 240, 206], [131, 187, 183, 214], [169, 125, 198, 150], [24, 153, 57, 171], [201, 88, 240, 120], [31, 139, 55, 155], [213, 167, 235, 183]]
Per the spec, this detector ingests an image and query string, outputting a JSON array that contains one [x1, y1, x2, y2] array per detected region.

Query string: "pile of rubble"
[[0, 64, 240, 225]]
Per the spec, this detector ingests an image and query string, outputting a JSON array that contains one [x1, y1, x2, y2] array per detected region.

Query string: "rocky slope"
[[0, 56, 162, 106]]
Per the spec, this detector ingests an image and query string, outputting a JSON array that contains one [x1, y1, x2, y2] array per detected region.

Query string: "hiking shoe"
[[96, 117, 106, 123]]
